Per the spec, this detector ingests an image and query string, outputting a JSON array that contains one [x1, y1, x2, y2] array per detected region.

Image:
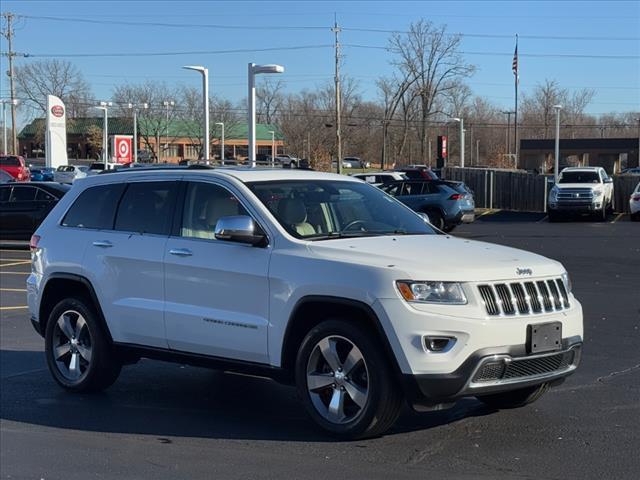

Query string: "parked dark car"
[[381, 180, 475, 232], [0, 182, 70, 240], [395, 166, 439, 180], [30, 167, 55, 182]]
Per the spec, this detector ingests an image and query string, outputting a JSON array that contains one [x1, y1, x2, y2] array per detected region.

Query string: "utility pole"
[[332, 14, 342, 174], [1, 12, 18, 154]]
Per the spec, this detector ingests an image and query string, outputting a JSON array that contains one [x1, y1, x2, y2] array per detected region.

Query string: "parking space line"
[[0, 305, 28, 311], [0, 271, 30, 275], [477, 209, 500, 217], [0, 288, 27, 292], [0, 260, 31, 268], [610, 213, 624, 224], [537, 215, 548, 223]]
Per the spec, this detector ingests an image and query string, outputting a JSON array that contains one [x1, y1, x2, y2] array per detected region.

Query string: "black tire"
[[45, 297, 121, 392], [295, 319, 403, 439], [631, 212, 640, 222], [426, 210, 445, 231], [596, 203, 607, 222], [477, 382, 549, 409]]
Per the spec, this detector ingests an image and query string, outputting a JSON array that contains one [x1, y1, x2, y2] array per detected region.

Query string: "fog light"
[[424, 336, 456, 352]]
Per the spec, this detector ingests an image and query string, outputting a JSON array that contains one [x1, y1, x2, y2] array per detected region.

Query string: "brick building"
[[18, 117, 284, 162]]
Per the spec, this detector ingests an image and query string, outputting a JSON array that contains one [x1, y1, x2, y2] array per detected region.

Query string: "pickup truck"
[[548, 167, 614, 222]]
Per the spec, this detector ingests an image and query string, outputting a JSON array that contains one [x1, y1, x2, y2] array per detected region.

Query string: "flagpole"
[[514, 34, 519, 169]]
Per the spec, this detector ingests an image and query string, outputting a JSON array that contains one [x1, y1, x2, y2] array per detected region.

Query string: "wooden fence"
[[442, 167, 639, 213]]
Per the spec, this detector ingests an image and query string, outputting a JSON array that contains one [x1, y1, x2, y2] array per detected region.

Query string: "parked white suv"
[[27, 167, 583, 438], [548, 167, 614, 221]]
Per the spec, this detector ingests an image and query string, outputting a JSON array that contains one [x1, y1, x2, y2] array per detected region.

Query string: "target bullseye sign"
[[111, 135, 133, 164]]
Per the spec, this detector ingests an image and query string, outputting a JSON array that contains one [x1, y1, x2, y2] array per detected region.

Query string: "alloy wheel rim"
[[52, 310, 92, 382], [306, 335, 369, 425]]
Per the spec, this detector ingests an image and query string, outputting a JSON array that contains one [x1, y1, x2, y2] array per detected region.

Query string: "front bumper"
[[402, 337, 582, 405], [548, 202, 601, 213]]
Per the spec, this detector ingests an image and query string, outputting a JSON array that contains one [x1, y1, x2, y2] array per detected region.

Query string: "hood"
[[554, 183, 602, 190], [307, 234, 564, 282]]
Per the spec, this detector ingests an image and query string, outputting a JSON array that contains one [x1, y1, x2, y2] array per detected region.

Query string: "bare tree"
[[388, 20, 475, 161], [112, 81, 180, 160], [15, 60, 93, 119], [256, 78, 284, 125]]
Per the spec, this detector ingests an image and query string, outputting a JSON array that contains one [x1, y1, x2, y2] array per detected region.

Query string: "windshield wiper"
[[306, 231, 383, 241]]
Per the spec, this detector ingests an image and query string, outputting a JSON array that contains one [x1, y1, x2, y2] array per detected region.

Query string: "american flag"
[[512, 40, 518, 76]]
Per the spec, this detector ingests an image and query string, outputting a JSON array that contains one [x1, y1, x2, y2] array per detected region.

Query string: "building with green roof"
[[18, 116, 284, 162]]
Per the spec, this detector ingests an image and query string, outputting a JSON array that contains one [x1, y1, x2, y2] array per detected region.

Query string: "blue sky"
[[1, 0, 639, 123]]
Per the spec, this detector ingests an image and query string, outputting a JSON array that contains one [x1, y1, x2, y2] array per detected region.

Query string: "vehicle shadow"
[[1, 349, 494, 442]]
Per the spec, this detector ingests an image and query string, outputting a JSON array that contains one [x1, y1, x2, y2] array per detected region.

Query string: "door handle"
[[169, 248, 193, 257], [92, 240, 113, 248]]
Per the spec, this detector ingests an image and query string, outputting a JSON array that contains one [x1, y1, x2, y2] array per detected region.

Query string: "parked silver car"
[[53, 165, 89, 184]]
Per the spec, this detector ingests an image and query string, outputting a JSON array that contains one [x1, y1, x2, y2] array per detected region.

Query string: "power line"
[[9, 44, 333, 58], [345, 44, 640, 60], [342, 27, 639, 42], [18, 14, 329, 30]]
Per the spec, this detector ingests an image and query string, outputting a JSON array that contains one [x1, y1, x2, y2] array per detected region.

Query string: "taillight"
[[30, 234, 40, 251], [449, 194, 464, 200]]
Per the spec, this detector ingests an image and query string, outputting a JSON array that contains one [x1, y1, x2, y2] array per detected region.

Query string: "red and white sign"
[[112, 135, 133, 164], [50, 105, 64, 118]]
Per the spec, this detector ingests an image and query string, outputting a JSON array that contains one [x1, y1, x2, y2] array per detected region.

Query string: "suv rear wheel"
[[295, 319, 402, 439], [477, 382, 549, 409], [45, 297, 121, 392]]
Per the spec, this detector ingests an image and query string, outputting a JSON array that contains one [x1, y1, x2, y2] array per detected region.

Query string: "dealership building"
[[18, 117, 284, 162]]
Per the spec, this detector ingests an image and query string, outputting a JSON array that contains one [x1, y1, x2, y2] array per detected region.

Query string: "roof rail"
[[98, 164, 215, 175]]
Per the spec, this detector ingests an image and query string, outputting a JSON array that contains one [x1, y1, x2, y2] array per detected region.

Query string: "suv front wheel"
[[295, 319, 402, 439], [45, 297, 121, 392]]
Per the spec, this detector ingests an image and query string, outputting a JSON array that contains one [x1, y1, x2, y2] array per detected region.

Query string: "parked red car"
[[0, 155, 30, 182]]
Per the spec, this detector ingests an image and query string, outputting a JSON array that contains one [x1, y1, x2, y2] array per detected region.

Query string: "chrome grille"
[[478, 277, 570, 316], [556, 188, 594, 207], [472, 350, 575, 383]]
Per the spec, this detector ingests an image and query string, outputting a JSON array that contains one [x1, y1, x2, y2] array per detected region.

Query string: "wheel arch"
[[39, 273, 113, 343], [280, 295, 402, 384]]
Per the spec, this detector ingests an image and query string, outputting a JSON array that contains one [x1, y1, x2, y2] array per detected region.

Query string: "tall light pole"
[[183, 66, 210, 161], [128, 102, 148, 163], [268, 130, 275, 167], [248, 63, 284, 167], [215, 122, 225, 162], [452, 117, 465, 168], [162, 100, 175, 161], [95, 101, 112, 165], [553, 105, 562, 184]]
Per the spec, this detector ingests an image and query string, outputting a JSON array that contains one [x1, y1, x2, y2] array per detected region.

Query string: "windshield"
[[0, 156, 20, 166], [248, 179, 436, 240], [559, 171, 600, 184], [89, 163, 106, 170]]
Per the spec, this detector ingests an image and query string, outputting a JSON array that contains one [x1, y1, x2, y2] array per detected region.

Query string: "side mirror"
[[604, 177, 613, 184], [214, 215, 267, 246], [417, 212, 431, 224]]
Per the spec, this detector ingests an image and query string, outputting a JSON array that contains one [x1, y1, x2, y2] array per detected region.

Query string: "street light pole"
[[215, 122, 224, 162], [162, 100, 175, 162], [248, 63, 284, 167], [268, 130, 275, 167], [129, 103, 148, 163], [453, 117, 464, 168], [553, 105, 562, 184], [95, 101, 112, 165], [183, 66, 210, 161]]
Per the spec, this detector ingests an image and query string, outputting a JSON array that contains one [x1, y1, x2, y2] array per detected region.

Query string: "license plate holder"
[[527, 322, 562, 354]]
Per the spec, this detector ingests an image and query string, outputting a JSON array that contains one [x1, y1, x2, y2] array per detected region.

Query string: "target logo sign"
[[50, 105, 64, 118], [113, 136, 133, 164]]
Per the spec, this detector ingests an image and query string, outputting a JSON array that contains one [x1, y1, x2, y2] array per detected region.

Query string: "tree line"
[[13, 19, 639, 169]]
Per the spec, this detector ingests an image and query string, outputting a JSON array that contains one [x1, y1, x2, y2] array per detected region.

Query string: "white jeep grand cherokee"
[[27, 167, 583, 439]]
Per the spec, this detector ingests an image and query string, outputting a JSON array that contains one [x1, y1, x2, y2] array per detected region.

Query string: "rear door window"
[[62, 183, 126, 229], [35, 189, 57, 202], [114, 181, 178, 235], [9, 186, 37, 202], [0, 186, 11, 202]]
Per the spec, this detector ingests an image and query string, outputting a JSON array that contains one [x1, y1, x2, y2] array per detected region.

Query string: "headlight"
[[549, 187, 558, 201], [592, 190, 603, 198], [396, 281, 467, 304], [561, 272, 572, 293]]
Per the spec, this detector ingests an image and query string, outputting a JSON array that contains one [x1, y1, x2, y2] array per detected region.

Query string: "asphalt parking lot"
[[1, 217, 639, 479]]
